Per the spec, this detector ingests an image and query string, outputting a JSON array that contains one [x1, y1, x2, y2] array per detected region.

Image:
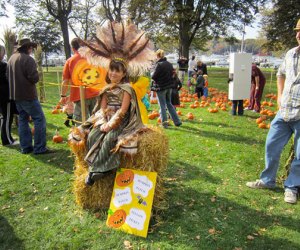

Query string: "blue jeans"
[[156, 89, 181, 127], [260, 111, 300, 192], [15, 100, 47, 154]]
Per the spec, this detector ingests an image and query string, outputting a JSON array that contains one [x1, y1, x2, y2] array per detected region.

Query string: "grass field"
[[1, 67, 300, 250]]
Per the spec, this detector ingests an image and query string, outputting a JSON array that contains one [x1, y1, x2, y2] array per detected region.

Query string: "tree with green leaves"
[[27, 20, 64, 71], [261, 0, 300, 51], [0, 0, 7, 17], [128, 0, 264, 58]]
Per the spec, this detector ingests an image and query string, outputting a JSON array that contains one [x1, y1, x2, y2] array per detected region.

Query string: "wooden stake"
[[80, 85, 86, 122]]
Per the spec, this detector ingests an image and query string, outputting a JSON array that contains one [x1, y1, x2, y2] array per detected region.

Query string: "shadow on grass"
[[176, 125, 263, 145], [168, 159, 222, 185], [154, 183, 300, 249], [5, 145, 74, 174], [0, 216, 24, 249], [30, 148, 74, 174]]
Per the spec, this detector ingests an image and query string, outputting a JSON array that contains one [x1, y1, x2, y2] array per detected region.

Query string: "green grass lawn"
[[1, 67, 300, 250]]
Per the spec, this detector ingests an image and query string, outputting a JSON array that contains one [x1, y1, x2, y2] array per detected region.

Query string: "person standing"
[[0, 45, 18, 146], [7, 38, 49, 154], [246, 19, 300, 204], [152, 49, 182, 129], [59, 38, 100, 125], [246, 63, 266, 112], [188, 55, 197, 80], [177, 56, 188, 83]]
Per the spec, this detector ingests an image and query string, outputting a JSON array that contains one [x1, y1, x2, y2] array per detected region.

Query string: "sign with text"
[[106, 168, 157, 238]]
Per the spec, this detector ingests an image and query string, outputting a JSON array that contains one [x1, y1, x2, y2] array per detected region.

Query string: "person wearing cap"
[[0, 45, 18, 146], [246, 19, 300, 204], [6, 38, 50, 154]]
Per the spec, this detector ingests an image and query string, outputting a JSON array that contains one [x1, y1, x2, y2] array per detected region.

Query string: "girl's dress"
[[80, 83, 144, 173]]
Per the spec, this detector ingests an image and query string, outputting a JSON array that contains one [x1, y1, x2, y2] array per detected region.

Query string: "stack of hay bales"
[[70, 126, 169, 211]]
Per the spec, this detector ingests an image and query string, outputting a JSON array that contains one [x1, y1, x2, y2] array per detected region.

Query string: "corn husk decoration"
[[79, 21, 156, 77]]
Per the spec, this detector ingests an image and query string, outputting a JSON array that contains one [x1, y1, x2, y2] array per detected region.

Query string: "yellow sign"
[[106, 168, 157, 238], [72, 59, 107, 90]]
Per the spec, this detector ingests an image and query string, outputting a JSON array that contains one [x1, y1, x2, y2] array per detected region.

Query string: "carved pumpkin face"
[[81, 68, 100, 85], [116, 170, 134, 187], [72, 59, 107, 90], [108, 209, 126, 228]]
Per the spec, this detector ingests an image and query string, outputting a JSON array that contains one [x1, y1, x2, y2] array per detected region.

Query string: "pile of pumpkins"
[[148, 87, 277, 129]]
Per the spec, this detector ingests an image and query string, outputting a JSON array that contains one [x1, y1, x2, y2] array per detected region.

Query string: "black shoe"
[[21, 149, 33, 154], [34, 148, 56, 155], [64, 120, 71, 127], [85, 173, 95, 186], [175, 122, 182, 127]]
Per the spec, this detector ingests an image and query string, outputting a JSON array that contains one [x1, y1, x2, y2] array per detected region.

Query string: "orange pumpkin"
[[108, 209, 127, 228], [51, 108, 59, 114], [53, 131, 63, 143], [177, 110, 182, 116], [31, 127, 35, 135], [148, 113, 156, 120], [186, 112, 194, 120], [256, 117, 263, 124], [116, 170, 134, 187], [258, 123, 267, 129]]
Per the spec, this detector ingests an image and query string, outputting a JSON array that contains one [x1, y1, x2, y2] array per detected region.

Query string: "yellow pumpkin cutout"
[[72, 59, 107, 90]]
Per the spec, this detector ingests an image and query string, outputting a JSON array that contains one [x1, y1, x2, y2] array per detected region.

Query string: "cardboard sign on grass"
[[106, 168, 157, 238]]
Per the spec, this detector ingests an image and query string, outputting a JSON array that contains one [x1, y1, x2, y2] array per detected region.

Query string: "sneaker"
[[244, 107, 251, 110], [246, 179, 273, 189], [11, 140, 19, 146], [284, 190, 297, 204]]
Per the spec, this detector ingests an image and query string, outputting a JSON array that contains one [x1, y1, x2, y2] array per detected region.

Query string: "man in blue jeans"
[[7, 38, 50, 154], [246, 19, 300, 204]]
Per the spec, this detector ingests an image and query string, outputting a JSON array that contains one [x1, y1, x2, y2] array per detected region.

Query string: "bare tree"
[[102, 0, 126, 22]]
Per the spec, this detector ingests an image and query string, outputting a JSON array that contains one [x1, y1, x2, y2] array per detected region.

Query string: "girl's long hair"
[[105, 60, 128, 84]]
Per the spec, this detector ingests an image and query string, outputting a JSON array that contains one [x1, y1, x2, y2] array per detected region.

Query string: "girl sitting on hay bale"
[[68, 21, 156, 186]]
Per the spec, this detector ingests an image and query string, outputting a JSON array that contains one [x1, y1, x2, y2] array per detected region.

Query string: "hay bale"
[[71, 125, 168, 211]]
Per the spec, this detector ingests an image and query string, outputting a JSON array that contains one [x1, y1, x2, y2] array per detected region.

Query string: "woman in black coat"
[[0, 45, 18, 145]]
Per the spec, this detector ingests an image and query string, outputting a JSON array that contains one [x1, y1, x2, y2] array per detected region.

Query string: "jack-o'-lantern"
[[72, 59, 107, 90], [108, 209, 127, 228], [116, 169, 134, 187]]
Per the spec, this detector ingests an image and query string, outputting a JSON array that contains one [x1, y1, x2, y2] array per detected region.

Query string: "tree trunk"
[[59, 17, 71, 59], [179, 20, 191, 59], [45, 53, 49, 72]]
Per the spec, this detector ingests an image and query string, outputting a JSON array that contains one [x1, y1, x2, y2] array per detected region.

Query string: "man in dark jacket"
[[7, 38, 49, 154], [152, 49, 181, 128]]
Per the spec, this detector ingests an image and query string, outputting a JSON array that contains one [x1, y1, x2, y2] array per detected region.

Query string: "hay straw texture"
[[70, 125, 169, 211]]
